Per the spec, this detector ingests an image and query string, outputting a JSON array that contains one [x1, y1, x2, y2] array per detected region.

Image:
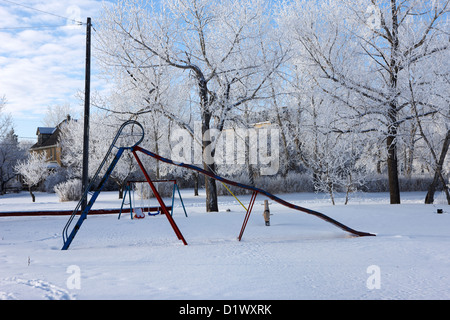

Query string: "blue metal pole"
[[170, 182, 176, 216], [62, 148, 125, 250], [175, 182, 188, 217]]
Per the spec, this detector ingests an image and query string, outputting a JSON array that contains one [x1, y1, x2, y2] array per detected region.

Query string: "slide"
[[133, 146, 376, 238]]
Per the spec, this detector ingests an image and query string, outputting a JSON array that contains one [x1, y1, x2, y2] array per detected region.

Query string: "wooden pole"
[[263, 200, 270, 226], [81, 17, 91, 210]]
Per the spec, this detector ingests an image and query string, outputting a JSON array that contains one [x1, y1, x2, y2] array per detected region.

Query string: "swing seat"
[[148, 208, 160, 216], [133, 208, 145, 219]]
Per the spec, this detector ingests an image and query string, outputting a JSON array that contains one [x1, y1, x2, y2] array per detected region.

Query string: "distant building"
[[251, 121, 272, 129], [29, 115, 73, 168]]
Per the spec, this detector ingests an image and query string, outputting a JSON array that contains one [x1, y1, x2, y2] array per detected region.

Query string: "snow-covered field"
[[0, 189, 449, 300]]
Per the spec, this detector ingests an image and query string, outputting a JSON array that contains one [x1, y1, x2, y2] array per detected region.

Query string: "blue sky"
[[0, 0, 107, 142]]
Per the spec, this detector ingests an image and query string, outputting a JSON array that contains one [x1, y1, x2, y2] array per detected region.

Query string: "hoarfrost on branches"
[[14, 152, 49, 202]]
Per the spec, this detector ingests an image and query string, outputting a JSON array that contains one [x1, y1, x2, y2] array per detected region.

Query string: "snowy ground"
[[0, 189, 449, 300]]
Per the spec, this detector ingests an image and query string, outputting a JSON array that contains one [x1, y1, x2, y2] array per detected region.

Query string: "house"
[[252, 121, 272, 129], [29, 115, 73, 168]]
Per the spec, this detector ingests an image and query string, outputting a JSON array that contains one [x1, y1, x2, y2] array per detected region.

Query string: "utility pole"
[[82, 17, 91, 210]]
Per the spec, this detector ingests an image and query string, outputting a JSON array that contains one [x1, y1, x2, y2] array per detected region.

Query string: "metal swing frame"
[[62, 121, 187, 250], [119, 179, 187, 219]]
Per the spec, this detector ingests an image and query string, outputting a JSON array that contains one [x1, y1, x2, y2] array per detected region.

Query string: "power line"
[[0, 25, 72, 30], [0, 0, 85, 26]]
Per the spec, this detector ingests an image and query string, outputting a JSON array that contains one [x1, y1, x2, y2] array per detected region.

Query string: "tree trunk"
[[386, 131, 401, 204], [200, 91, 218, 212], [386, 0, 401, 204], [204, 162, 218, 212], [328, 181, 335, 205], [118, 184, 124, 200], [425, 130, 450, 204], [29, 186, 35, 203], [425, 172, 439, 205], [194, 172, 199, 196]]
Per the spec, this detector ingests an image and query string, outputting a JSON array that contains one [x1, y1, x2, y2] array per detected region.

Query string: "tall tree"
[[0, 95, 12, 139], [280, 0, 450, 203], [43, 103, 77, 127], [0, 129, 26, 194], [96, 0, 287, 211], [14, 152, 49, 202]]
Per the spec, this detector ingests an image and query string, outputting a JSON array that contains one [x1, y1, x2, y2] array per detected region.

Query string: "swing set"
[[61, 120, 375, 250], [119, 179, 187, 219]]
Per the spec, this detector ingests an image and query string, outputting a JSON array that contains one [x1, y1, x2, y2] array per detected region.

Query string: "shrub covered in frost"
[[54, 179, 82, 202], [134, 181, 173, 198]]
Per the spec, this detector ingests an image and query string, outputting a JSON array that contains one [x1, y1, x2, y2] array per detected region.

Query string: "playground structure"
[[61, 121, 375, 250], [119, 179, 187, 219]]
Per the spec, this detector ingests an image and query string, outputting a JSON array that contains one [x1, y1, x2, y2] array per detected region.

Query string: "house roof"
[[30, 117, 74, 151], [36, 127, 56, 135], [30, 128, 60, 150]]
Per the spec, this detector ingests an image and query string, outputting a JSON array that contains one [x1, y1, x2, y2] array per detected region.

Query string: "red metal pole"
[[132, 150, 187, 245], [238, 191, 258, 241]]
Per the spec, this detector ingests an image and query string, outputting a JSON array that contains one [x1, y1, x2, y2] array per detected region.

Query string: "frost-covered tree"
[[58, 118, 83, 180], [282, 77, 369, 204], [0, 129, 27, 194], [0, 95, 12, 141], [403, 38, 450, 204], [279, 0, 450, 204], [96, 0, 288, 211], [14, 152, 49, 202], [58, 113, 144, 199], [1, 97, 28, 194], [42, 103, 78, 127]]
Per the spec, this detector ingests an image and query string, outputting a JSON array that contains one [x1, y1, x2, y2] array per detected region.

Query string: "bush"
[[134, 181, 174, 198], [216, 172, 315, 196], [362, 174, 436, 192], [255, 172, 315, 194], [54, 179, 82, 202], [44, 168, 68, 193]]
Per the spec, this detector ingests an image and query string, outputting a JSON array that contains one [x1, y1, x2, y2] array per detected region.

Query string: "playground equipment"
[[62, 120, 187, 250], [61, 121, 375, 250], [119, 180, 187, 219]]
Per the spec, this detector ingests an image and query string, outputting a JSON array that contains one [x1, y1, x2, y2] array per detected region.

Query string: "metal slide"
[[133, 146, 376, 238], [61, 121, 144, 250]]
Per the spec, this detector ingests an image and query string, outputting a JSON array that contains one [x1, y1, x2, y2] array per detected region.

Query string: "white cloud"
[[0, 6, 20, 28], [0, 0, 107, 140]]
